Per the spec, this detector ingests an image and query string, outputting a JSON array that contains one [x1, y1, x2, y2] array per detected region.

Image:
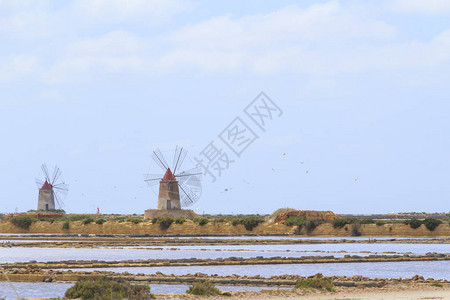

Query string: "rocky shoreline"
[[1, 268, 448, 287], [1, 253, 449, 270]]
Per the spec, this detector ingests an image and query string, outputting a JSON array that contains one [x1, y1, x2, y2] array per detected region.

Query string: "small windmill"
[[144, 146, 202, 210], [35, 164, 69, 211]]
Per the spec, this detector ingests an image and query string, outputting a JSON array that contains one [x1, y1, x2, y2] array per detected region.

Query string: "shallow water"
[[68, 260, 450, 280], [0, 281, 265, 300], [1, 242, 448, 263], [143, 243, 450, 254]]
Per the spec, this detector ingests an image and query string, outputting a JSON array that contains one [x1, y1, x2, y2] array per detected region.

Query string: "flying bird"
[[282, 153, 286, 156], [355, 177, 359, 182], [306, 170, 309, 174], [300, 161, 305, 165]]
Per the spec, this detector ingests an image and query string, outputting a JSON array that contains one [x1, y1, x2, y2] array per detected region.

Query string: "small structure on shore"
[[35, 164, 69, 211], [144, 147, 201, 219], [273, 210, 338, 223]]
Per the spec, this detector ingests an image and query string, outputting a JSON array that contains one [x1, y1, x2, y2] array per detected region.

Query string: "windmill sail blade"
[[41, 164, 51, 182], [54, 191, 65, 209], [152, 148, 169, 171], [176, 167, 202, 184], [144, 174, 163, 187], [53, 182, 69, 194], [172, 146, 187, 175], [35, 178, 45, 188], [52, 166, 62, 186], [179, 181, 201, 207]]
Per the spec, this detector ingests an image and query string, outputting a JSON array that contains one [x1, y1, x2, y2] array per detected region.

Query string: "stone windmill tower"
[[144, 147, 202, 218], [157, 168, 181, 210], [36, 164, 69, 211], [38, 180, 55, 211]]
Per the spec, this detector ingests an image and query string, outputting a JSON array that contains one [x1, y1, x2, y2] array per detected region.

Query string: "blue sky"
[[1, 0, 449, 214]]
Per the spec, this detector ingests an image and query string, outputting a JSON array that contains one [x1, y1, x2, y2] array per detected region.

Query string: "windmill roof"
[[162, 168, 176, 181], [41, 180, 52, 190]]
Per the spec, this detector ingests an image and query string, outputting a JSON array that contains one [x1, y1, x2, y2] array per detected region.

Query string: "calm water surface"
[[1, 243, 448, 263], [68, 260, 450, 280]]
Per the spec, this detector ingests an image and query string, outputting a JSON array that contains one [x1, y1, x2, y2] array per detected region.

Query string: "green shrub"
[[360, 218, 375, 224], [175, 217, 186, 224], [423, 218, 442, 231], [231, 219, 240, 226], [228, 217, 264, 230], [294, 278, 335, 292], [332, 218, 347, 228], [196, 217, 210, 226], [242, 216, 264, 231], [403, 219, 422, 229], [67, 215, 87, 222], [126, 217, 144, 224], [226, 216, 263, 231], [212, 217, 227, 223], [95, 219, 106, 225], [64, 277, 154, 299], [62, 221, 70, 230], [285, 216, 306, 227], [186, 281, 221, 296], [332, 217, 359, 228], [304, 220, 323, 233], [375, 220, 386, 226], [350, 224, 361, 236], [10, 216, 35, 230], [430, 280, 443, 287], [83, 218, 94, 225], [112, 216, 127, 223], [151, 217, 158, 224], [159, 217, 174, 230]]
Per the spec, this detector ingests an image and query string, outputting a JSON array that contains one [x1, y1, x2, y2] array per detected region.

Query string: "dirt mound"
[[274, 210, 338, 223]]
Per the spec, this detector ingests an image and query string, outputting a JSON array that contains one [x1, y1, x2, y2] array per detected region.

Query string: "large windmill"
[[35, 164, 69, 211], [144, 146, 202, 211]]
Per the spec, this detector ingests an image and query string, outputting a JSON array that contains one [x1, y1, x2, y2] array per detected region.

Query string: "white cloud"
[[0, 54, 39, 80], [72, 0, 194, 24], [156, 1, 396, 73], [2, 1, 450, 82], [392, 0, 450, 15]]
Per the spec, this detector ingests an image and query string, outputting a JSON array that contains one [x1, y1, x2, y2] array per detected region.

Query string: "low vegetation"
[[285, 216, 306, 227], [423, 218, 442, 231], [83, 218, 95, 225], [332, 217, 359, 229], [186, 281, 221, 296], [62, 221, 70, 230], [375, 220, 386, 226], [175, 217, 186, 224], [403, 218, 442, 231], [430, 280, 443, 287], [294, 278, 335, 292], [230, 216, 264, 231], [9, 216, 35, 230], [151, 217, 174, 229], [287, 217, 323, 233], [95, 218, 106, 225], [194, 217, 210, 226], [350, 224, 362, 236], [64, 277, 154, 299], [126, 217, 145, 224]]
